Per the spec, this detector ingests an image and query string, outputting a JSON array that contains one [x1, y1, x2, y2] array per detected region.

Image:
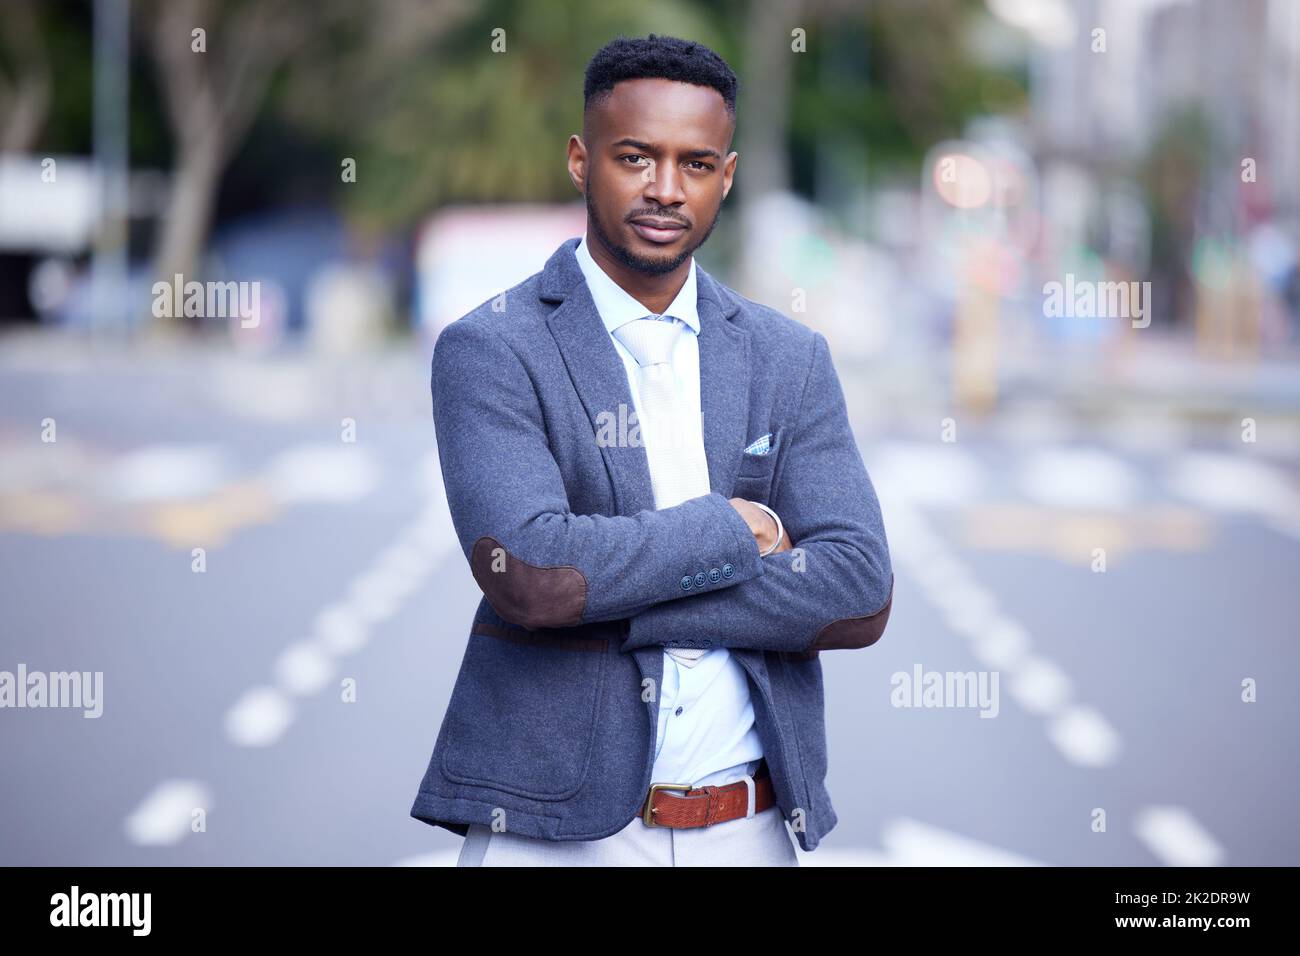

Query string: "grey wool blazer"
[[410, 236, 893, 852]]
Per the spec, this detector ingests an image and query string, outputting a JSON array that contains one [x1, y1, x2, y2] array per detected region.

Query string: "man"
[[410, 34, 893, 866]]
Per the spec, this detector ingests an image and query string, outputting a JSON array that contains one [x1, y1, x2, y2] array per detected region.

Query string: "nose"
[[642, 159, 686, 207]]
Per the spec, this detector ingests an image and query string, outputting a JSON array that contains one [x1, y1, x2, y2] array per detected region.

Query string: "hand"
[[729, 498, 792, 555]]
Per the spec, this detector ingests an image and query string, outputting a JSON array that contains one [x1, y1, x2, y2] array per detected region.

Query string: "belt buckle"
[[642, 782, 694, 827]]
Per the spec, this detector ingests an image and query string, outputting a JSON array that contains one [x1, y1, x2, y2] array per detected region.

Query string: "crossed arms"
[[431, 318, 893, 654]]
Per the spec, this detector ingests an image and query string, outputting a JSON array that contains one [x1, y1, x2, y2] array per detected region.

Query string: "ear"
[[566, 135, 588, 193], [721, 150, 738, 201]]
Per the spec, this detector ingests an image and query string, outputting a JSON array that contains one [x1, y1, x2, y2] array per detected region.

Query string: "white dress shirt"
[[573, 234, 764, 790]]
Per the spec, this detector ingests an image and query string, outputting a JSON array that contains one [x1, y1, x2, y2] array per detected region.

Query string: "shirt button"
[[675, 706, 683, 716], [680, 575, 693, 590], [708, 567, 721, 583], [721, 563, 734, 578], [694, 571, 707, 588]]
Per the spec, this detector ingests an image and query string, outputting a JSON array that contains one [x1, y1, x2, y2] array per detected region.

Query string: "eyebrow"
[[610, 138, 722, 161]]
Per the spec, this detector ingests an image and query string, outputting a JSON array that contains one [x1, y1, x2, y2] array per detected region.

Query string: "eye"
[[620, 154, 651, 166], [686, 160, 713, 171]]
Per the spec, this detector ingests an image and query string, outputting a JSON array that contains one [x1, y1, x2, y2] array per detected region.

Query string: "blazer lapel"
[[695, 266, 751, 501], [540, 237, 753, 512], [543, 238, 658, 518]]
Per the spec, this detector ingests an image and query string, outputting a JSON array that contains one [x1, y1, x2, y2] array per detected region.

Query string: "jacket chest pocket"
[[731, 428, 782, 505]]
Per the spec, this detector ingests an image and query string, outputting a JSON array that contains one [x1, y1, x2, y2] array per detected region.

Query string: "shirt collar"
[[573, 233, 699, 335]]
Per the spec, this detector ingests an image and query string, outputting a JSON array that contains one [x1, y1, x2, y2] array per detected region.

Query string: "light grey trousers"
[[456, 802, 800, 867]]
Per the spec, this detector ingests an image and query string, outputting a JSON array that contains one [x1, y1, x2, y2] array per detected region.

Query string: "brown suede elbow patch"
[[470, 536, 587, 629], [806, 574, 895, 654]]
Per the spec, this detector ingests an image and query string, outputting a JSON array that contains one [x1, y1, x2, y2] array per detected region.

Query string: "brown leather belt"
[[639, 759, 777, 828]]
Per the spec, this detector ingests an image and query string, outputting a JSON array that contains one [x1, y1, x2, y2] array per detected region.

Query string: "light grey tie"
[[612, 315, 711, 667]]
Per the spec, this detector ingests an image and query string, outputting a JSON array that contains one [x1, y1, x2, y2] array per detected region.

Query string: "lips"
[[629, 217, 688, 244]]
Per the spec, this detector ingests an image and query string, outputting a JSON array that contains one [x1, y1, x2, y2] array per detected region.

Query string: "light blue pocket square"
[[743, 433, 772, 456]]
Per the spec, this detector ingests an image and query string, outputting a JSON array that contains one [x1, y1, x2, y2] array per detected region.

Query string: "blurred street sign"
[[414, 202, 586, 347], [0, 155, 98, 254]]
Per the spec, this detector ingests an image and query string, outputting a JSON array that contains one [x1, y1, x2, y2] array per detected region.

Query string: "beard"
[[585, 181, 721, 276]]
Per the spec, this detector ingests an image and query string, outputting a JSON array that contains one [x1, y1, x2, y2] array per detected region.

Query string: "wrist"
[[749, 501, 783, 557]]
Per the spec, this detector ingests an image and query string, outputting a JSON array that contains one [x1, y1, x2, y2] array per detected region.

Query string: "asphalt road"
[[1, 337, 1297, 866]]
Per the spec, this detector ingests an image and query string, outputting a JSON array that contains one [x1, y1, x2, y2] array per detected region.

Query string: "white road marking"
[[131, 450, 458, 847], [966, 618, 1032, 670], [869, 442, 985, 507], [1018, 446, 1140, 509], [870, 818, 1045, 866], [100, 444, 230, 501], [263, 443, 380, 504], [871, 449, 1232, 861], [1167, 452, 1299, 517], [313, 604, 369, 655], [124, 780, 213, 846], [225, 686, 296, 747], [890, 501, 1124, 771], [1047, 705, 1121, 767], [275, 641, 337, 696], [225, 452, 456, 745], [936, 583, 1001, 635], [376, 539, 440, 580], [1006, 656, 1074, 716], [1134, 805, 1225, 866], [347, 567, 415, 624]]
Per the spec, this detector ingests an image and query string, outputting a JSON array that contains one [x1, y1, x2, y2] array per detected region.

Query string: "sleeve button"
[[680, 576, 693, 591]]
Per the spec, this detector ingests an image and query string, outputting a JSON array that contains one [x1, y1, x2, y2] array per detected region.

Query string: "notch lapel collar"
[[540, 238, 752, 513], [542, 238, 658, 518], [695, 266, 751, 501]]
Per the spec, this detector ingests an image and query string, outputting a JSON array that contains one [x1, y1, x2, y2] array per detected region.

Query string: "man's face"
[[570, 77, 737, 275]]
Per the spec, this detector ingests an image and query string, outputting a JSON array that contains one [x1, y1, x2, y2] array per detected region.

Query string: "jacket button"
[[680, 575, 693, 591], [721, 563, 734, 578], [708, 567, 721, 583], [694, 572, 707, 588]]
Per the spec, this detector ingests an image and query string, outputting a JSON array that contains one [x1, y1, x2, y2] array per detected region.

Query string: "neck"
[[587, 228, 691, 316]]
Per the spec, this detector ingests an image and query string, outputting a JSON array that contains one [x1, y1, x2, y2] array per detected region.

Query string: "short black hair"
[[583, 34, 738, 117]]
